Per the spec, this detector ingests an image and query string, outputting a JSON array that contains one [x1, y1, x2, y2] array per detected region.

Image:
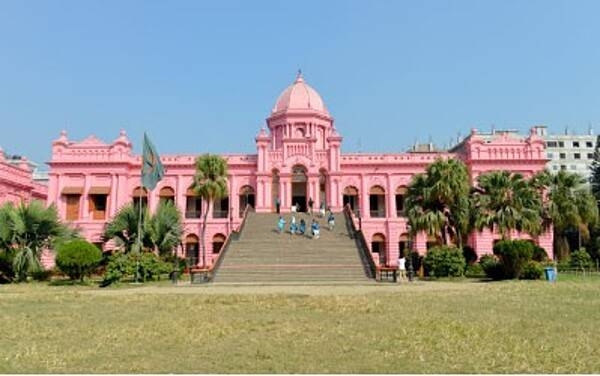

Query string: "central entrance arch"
[[291, 165, 308, 212]]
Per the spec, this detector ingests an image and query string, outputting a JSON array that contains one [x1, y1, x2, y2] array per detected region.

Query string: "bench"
[[376, 266, 398, 283]]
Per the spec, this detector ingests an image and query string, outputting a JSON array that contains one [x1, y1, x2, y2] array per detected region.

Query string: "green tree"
[[191, 154, 228, 267], [147, 200, 183, 257], [103, 204, 152, 253], [103, 201, 183, 257], [472, 171, 542, 239], [536, 170, 599, 260], [589, 135, 600, 201], [0, 201, 73, 282], [404, 158, 470, 247]]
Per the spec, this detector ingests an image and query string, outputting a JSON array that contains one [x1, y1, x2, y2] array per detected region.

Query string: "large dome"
[[272, 72, 329, 115]]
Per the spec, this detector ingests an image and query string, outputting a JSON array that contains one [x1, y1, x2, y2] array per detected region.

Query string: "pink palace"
[[44, 73, 553, 267], [0, 149, 47, 205]]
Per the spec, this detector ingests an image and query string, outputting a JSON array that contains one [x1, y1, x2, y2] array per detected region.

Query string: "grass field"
[[1, 278, 599, 373]]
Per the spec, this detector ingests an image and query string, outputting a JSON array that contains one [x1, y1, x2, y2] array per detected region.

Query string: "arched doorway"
[[343, 186, 359, 214], [271, 169, 280, 213], [239, 185, 255, 217], [399, 233, 409, 258], [372, 233, 387, 265], [291, 165, 307, 212], [319, 168, 328, 208], [184, 234, 199, 265]]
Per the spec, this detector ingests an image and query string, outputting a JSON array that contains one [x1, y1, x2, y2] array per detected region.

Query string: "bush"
[[55, 240, 103, 282], [0, 250, 15, 283], [479, 254, 504, 280], [520, 261, 543, 280], [31, 269, 53, 281], [532, 245, 548, 262], [464, 262, 485, 278], [493, 240, 534, 279], [462, 246, 478, 265], [570, 248, 593, 269], [423, 246, 466, 277], [102, 252, 172, 286]]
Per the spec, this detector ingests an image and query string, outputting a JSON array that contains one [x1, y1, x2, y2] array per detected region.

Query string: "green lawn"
[[0, 279, 599, 373]]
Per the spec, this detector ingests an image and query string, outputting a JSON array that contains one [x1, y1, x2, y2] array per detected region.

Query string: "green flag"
[[141, 132, 164, 190]]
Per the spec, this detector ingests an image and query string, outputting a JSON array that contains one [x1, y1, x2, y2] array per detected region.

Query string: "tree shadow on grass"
[[48, 278, 96, 287]]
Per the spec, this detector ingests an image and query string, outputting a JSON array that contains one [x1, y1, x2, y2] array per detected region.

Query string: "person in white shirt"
[[398, 256, 407, 282]]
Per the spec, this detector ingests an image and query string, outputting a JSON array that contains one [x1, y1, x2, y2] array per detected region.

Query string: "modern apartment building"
[[533, 126, 596, 181]]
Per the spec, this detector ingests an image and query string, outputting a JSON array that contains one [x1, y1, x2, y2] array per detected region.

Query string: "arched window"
[[159, 186, 175, 205], [395, 186, 407, 216], [369, 185, 386, 218], [212, 233, 226, 254], [185, 187, 202, 219], [213, 195, 229, 219]]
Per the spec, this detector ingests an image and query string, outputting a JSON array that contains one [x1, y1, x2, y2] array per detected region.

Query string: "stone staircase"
[[212, 212, 372, 283]]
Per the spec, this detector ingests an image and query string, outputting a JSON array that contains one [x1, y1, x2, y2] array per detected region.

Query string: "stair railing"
[[206, 204, 252, 282], [343, 204, 376, 279]]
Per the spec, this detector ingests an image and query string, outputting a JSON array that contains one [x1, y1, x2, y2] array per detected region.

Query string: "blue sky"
[[1, 0, 600, 168]]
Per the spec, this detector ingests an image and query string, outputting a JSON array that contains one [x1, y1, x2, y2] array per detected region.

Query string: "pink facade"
[[46, 73, 553, 266], [0, 148, 47, 205]]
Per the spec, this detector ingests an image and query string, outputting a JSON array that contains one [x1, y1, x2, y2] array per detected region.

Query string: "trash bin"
[[544, 267, 556, 282]]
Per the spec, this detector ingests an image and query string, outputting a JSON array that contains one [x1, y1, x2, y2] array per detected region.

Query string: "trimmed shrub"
[[31, 269, 53, 281], [479, 254, 504, 280], [493, 240, 534, 279], [423, 246, 466, 277], [102, 252, 171, 286], [570, 248, 593, 269], [56, 240, 102, 282], [464, 262, 485, 278], [520, 261, 543, 280]]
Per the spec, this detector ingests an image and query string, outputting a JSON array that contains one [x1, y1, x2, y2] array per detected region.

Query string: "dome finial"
[[295, 69, 304, 83]]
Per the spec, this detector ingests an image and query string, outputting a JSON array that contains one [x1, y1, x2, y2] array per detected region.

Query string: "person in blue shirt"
[[277, 216, 285, 234], [311, 220, 320, 239], [327, 212, 335, 231], [299, 218, 306, 235]]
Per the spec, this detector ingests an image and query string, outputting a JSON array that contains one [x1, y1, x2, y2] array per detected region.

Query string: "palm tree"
[[147, 200, 184, 257], [0, 201, 72, 282], [103, 204, 153, 253], [471, 171, 543, 240], [404, 158, 471, 247], [191, 154, 228, 268], [538, 170, 598, 260]]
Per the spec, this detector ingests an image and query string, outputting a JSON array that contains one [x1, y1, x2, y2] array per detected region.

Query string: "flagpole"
[[135, 174, 143, 283]]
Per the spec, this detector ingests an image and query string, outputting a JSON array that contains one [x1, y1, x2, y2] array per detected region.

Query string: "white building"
[[534, 125, 596, 181]]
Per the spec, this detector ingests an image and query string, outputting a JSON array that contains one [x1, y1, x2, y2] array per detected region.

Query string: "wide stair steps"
[[213, 212, 372, 283]]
